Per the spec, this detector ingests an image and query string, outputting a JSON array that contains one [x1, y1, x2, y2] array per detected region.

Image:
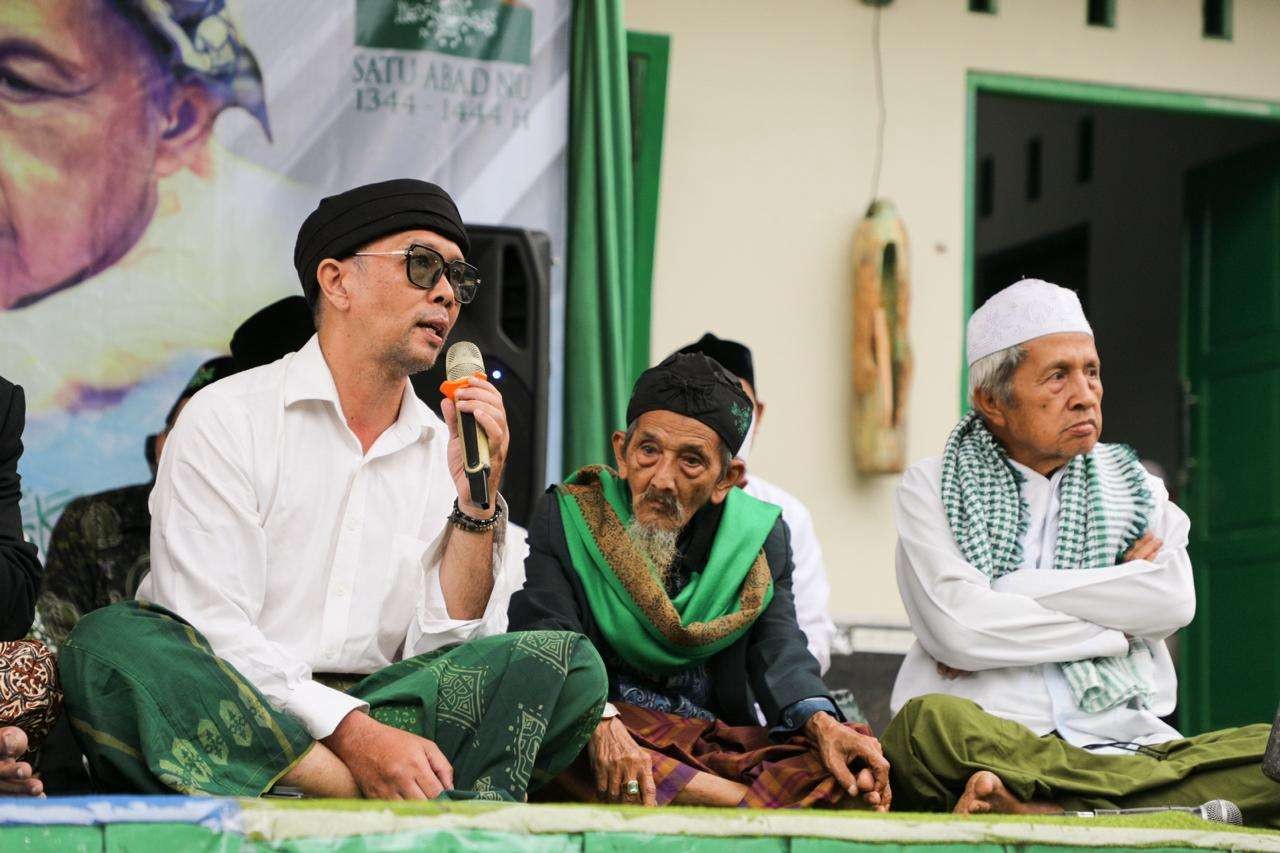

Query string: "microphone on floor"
[[1262, 701, 1280, 783], [1065, 799, 1242, 825]]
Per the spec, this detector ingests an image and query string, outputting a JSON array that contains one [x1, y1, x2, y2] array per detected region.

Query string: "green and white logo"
[[730, 402, 751, 439], [357, 0, 533, 65]]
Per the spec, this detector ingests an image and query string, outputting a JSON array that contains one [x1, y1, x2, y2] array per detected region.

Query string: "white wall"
[[623, 0, 1280, 624]]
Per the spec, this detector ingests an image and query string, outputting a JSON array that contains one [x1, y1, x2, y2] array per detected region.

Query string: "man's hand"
[[804, 711, 891, 812], [440, 376, 510, 519], [936, 661, 972, 680], [588, 717, 656, 806], [0, 727, 42, 796], [322, 710, 454, 800], [1122, 531, 1162, 564]]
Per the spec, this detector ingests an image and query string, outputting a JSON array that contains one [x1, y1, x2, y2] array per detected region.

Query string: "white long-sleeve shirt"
[[137, 336, 528, 740], [889, 455, 1196, 749], [741, 475, 836, 673]]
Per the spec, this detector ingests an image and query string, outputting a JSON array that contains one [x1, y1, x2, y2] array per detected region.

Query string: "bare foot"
[[0, 726, 43, 797], [672, 770, 748, 807], [953, 771, 1061, 816]]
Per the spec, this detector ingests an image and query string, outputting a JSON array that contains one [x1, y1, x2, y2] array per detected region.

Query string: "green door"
[[1181, 141, 1280, 733]]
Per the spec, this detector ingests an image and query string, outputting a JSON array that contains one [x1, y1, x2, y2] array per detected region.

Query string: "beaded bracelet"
[[448, 498, 503, 533]]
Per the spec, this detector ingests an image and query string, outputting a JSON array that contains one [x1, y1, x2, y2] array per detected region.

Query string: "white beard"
[[626, 518, 680, 585]]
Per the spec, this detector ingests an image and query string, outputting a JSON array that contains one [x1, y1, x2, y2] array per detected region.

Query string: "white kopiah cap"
[[966, 278, 1093, 366]]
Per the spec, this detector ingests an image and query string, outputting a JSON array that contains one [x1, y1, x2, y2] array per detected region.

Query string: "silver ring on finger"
[[625, 779, 640, 797]]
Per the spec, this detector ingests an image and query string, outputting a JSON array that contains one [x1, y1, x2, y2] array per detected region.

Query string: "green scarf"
[[941, 412, 1157, 713], [556, 466, 780, 675]]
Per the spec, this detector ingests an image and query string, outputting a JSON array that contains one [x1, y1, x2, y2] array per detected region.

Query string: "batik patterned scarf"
[[556, 466, 779, 675], [940, 411, 1157, 713]]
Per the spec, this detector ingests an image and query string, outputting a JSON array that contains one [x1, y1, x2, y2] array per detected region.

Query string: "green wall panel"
[[261, 829, 581, 852], [106, 823, 243, 852], [586, 832, 785, 852], [794, 842, 1006, 853], [0, 825, 101, 852]]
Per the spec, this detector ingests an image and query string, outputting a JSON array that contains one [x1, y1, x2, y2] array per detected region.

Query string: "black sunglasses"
[[353, 244, 481, 303]]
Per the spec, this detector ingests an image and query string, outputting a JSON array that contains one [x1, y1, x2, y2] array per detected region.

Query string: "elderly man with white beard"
[[881, 278, 1278, 828], [510, 353, 890, 810]]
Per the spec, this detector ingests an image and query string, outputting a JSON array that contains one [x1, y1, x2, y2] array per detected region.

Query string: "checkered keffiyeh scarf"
[[940, 412, 1157, 713]]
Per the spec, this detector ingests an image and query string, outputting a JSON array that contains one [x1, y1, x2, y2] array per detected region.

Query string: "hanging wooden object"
[[852, 199, 912, 474]]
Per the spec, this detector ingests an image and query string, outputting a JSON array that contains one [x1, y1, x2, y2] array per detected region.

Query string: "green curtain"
[[563, 0, 635, 475]]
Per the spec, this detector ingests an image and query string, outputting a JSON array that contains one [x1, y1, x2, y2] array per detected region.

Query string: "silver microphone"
[[1067, 799, 1242, 825], [1262, 701, 1280, 783]]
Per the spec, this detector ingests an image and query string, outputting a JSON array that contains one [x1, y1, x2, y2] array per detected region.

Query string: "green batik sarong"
[[883, 694, 1280, 828], [59, 601, 606, 800]]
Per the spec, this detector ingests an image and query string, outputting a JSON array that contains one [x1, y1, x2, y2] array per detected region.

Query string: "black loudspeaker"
[[411, 226, 551, 528]]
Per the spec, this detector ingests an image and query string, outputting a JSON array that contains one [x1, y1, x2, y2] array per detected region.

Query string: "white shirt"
[[889, 455, 1195, 750], [138, 336, 528, 740], [741, 475, 836, 673]]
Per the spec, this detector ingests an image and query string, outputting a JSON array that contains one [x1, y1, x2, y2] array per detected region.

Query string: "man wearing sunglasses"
[[59, 180, 607, 802]]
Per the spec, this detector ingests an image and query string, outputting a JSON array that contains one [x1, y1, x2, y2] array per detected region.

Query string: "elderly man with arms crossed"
[[882, 279, 1277, 828], [59, 180, 606, 801]]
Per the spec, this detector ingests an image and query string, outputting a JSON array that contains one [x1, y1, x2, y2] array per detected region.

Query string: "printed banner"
[[0, 0, 570, 553]]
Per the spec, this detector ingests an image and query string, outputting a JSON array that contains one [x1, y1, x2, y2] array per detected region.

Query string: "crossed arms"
[[894, 461, 1195, 674]]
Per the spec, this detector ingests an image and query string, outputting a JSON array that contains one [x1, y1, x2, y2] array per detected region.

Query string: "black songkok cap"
[[626, 353, 754, 455], [231, 296, 315, 370], [292, 179, 470, 306], [147, 355, 237, 471], [676, 332, 755, 391], [167, 356, 237, 426]]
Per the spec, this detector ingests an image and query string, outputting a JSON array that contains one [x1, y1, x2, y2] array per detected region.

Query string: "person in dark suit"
[[509, 354, 891, 810], [0, 376, 61, 795], [0, 379, 40, 638]]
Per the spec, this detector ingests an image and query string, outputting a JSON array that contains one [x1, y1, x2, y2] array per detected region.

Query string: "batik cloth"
[[884, 694, 1279, 828], [59, 601, 605, 799], [611, 657, 716, 722], [941, 411, 1156, 712], [0, 640, 61, 754], [544, 702, 872, 808], [38, 484, 152, 651], [555, 466, 779, 675]]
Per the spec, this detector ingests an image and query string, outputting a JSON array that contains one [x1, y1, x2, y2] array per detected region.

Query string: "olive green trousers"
[[883, 694, 1279, 828]]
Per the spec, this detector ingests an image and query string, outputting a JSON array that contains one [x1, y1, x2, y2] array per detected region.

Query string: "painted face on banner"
[[0, 0, 174, 308]]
